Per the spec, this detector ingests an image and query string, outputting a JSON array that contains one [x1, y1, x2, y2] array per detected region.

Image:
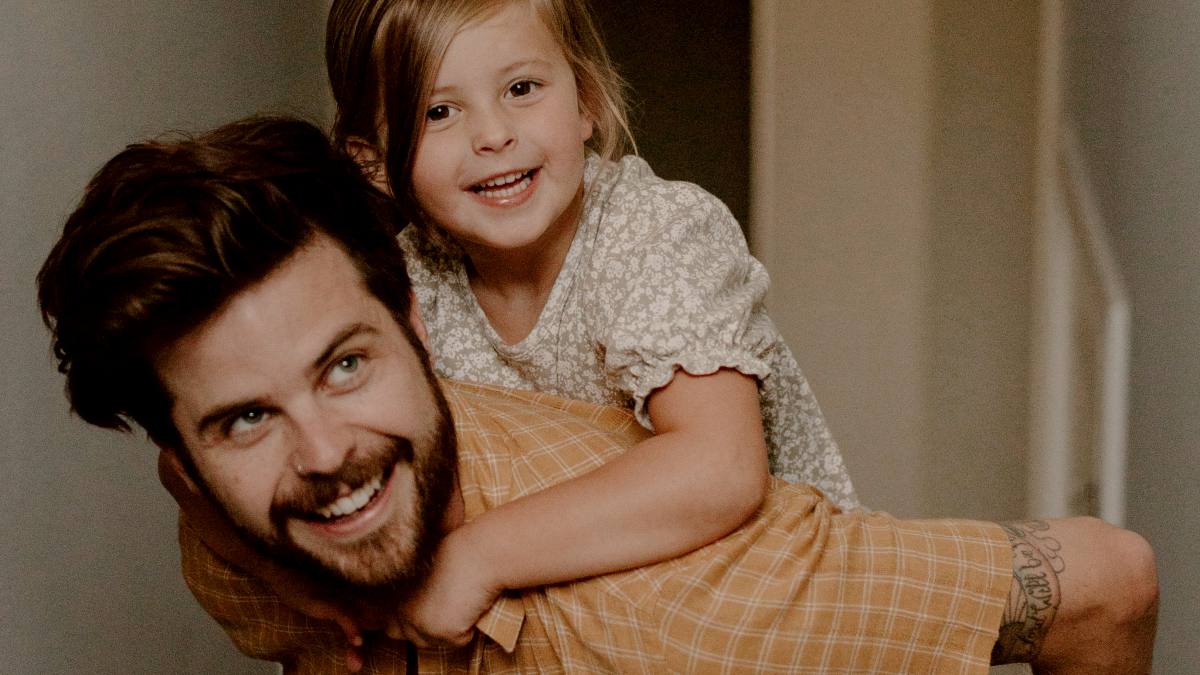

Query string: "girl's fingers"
[[444, 629, 474, 648], [386, 618, 429, 649], [334, 613, 364, 648]]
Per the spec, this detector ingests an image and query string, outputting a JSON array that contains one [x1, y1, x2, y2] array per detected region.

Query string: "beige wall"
[[1, 2, 329, 671], [753, 0, 1036, 520], [753, 0, 933, 516]]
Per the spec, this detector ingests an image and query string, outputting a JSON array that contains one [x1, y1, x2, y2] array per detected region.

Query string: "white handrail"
[[1031, 0, 1129, 525], [1030, 0, 1073, 519], [1059, 124, 1131, 525]]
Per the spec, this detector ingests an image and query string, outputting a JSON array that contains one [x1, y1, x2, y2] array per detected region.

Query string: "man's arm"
[[991, 518, 1158, 674]]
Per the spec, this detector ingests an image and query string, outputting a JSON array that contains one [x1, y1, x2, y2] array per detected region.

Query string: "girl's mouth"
[[470, 169, 536, 200]]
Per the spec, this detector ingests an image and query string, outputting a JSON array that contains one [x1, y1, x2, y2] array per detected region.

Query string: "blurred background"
[[2, 1, 1195, 672]]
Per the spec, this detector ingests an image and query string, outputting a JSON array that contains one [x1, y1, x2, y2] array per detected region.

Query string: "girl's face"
[[410, 2, 593, 261]]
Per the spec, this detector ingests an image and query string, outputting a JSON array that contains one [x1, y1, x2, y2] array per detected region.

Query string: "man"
[[38, 117, 1158, 673]]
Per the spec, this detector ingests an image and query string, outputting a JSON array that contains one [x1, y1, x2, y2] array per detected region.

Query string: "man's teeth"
[[316, 477, 382, 519], [474, 170, 532, 198]]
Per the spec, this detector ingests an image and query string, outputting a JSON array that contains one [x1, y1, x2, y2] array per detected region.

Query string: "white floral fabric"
[[400, 154, 858, 509]]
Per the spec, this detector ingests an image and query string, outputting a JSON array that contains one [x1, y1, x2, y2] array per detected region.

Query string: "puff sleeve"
[[591, 181, 776, 430]]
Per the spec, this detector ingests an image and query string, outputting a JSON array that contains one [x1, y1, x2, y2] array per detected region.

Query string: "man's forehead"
[[154, 239, 389, 418]]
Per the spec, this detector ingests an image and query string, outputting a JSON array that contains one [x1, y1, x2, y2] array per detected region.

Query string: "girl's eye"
[[328, 354, 363, 387], [228, 409, 268, 436], [426, 104, 453, 122], [507, 80, 539, 98]]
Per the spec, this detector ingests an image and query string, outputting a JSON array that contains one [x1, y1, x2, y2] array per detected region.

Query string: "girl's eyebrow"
[[429, 58, 554, 97], [498, 58, 552, 77]]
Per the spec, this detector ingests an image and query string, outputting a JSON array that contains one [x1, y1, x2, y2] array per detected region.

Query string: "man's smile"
[[292, 461, 408, 542], [314, 474, 385, 520]]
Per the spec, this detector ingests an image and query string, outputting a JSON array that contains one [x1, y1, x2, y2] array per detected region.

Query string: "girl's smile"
[[467, 166, 538, 205]]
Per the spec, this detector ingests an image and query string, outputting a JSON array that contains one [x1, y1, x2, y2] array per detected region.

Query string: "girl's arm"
[[394, 367, 768, 646]]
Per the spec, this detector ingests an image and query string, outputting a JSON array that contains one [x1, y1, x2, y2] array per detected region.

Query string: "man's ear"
[[344, 136, 392, 195], [157, 445, 202, 498]]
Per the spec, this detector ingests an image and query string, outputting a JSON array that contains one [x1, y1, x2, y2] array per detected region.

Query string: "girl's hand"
[[387, 526, 500, 648]]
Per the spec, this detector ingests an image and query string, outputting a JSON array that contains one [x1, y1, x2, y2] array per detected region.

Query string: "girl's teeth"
[[476, 173, 532, 199], [480, 171, 525, 188], [316, 477, 382, 519]]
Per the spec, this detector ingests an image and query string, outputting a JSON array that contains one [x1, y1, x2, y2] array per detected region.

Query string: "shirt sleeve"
[[176, 513, 351, 673], [593, 181, 776, 430]]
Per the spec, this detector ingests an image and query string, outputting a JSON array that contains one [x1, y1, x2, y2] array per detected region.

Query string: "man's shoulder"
[[441, 380, 651, 503], [441, 379, 644, 438]]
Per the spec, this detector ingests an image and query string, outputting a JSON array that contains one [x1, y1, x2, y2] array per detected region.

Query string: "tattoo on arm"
[[991, 520, 1065, 664]]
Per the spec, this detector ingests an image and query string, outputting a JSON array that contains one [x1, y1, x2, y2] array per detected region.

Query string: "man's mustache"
[[269, 437, 414, 523]]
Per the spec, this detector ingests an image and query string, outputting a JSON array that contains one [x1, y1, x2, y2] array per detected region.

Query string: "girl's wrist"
[[445, 519, 510, 592]]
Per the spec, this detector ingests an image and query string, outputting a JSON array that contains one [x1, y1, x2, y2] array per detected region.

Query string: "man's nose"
[[289, 403, 354, 476], [471, 105, 516, 154]]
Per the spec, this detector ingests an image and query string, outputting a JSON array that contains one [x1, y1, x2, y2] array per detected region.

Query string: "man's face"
[[155, 237, 454, 590]]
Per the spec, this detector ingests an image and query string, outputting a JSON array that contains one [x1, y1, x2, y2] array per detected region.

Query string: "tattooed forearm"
[[991, 520, 1065, 664]]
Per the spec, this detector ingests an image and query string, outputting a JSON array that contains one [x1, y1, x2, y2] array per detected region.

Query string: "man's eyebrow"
[[196, 398, 265, 440], [193, 323, 379, 438], [310, 323, 379, 374]]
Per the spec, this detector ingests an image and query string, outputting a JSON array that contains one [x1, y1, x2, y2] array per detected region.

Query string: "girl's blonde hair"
[[326, 0, 634, 225]]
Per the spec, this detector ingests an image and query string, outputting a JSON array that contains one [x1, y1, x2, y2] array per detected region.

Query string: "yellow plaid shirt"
[[180, 380, 1011, 674]]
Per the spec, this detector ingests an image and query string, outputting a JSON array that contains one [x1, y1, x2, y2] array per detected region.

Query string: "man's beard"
[[200, 386, 457, 602]]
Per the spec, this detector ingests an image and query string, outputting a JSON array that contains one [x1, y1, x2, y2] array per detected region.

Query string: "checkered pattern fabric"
[[180, 380, 1011, 673]]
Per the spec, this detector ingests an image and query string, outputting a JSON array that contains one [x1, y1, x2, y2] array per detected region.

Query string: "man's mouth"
[[470, 169, 535, 199], [313, 475, 384, 520], [300, 462, 397, 525]]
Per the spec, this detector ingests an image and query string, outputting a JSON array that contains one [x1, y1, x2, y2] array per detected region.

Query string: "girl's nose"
[[289, 405, 355, 476], [471, 107, 516, 154]]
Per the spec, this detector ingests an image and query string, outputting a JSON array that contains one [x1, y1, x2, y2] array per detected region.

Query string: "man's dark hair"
[[37, 116, 412, 448]]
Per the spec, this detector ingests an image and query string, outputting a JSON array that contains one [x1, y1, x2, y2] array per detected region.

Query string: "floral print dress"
[[400, 153, 859, 510]]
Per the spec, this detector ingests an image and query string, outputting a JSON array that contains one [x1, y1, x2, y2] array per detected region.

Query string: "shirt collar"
[[474, 592, 524, 653]]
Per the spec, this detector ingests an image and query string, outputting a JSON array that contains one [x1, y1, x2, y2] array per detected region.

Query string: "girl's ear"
[[408, 290, 430, 346], [345, 137, 392, 195], [406, 290, 437, 368], [578, 109, 594, 144]]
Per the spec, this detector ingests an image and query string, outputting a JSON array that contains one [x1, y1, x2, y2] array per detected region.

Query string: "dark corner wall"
[[592, 1, 751, 233]]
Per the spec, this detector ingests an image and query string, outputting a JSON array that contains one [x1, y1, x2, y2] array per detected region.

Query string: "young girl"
[[322, 0, 859, 647]]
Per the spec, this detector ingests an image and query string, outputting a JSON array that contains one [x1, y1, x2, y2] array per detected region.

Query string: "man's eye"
[[426, 104, 453, 122], [328, 354, 363, 387], [507, 80, 539, 98], [228, 409, 268, 436]]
